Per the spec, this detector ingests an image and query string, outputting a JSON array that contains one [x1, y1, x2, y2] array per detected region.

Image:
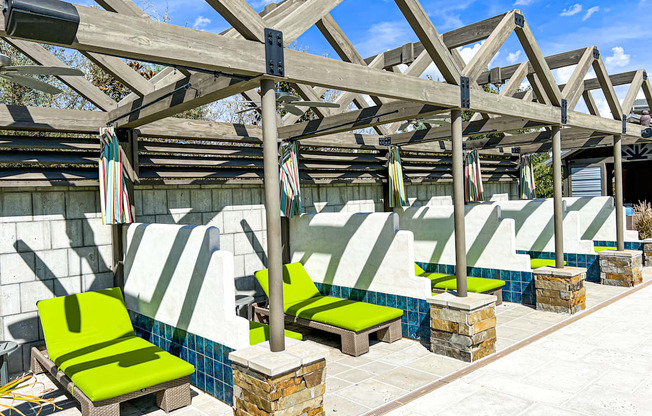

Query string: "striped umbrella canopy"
[[464, 149, 485, 202], [519, 154, 536, 199], [98, 127, 133, 225], [280, 141, 302, 218], [388, 145, 408, 208]]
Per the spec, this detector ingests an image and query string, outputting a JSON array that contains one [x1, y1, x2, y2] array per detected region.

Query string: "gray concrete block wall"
[[0, 188, 113, 375]]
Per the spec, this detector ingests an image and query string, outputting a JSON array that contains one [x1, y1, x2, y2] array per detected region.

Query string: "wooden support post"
[[261, 78, 285, 352], [552, 125, 564, 268], [614, 134, 625, 251], [451, 109, 467, 297]]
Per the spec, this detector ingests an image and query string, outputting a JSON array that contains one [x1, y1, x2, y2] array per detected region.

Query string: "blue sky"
[[73, 0, 652, 115]]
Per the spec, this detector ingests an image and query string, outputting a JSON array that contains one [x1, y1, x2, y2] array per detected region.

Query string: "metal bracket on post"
[[514, 13, 525, 27], [379, 137, 392, 146], [622, 115, 627, 134], [593, 48, 600, 60], [644, 71, 648, 81], [513, 147, 521, 154], [561, 99, 568, 124], [460, 76, 470, 109], [265, 28, 284, 77]]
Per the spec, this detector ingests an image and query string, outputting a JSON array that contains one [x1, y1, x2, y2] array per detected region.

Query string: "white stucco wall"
[[289, 212, 431, 299], [397, 204, 531, 271], [491, 199, 595, 254], [123, 223, 250, 350], [564, 196, 640, 242]]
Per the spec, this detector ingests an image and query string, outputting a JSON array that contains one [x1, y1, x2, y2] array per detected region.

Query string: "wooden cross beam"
[[21, 3, 643, 138]]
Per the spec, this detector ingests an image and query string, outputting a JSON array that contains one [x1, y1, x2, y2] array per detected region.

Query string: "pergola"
[[1, 0, 650, 352]]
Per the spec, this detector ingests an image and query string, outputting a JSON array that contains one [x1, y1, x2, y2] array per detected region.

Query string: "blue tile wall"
[[517, 250, 601, 283], [415, 262, 535, 306], [314, 283, 431, 345], [129, 311, 234, 406]]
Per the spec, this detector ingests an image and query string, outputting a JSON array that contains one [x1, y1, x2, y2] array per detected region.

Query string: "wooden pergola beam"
[[205, 0, 267, 42], [561, 47, 595, 111], [278, 101, 448, 140], [395, 0, 461, 85], [107, 72, 261, 128], [12, 3, 644, 138], [363, 13, 509, 68]]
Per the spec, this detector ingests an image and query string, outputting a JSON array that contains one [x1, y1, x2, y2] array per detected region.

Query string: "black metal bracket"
[[561, 99, 568, 124], [460, 76, 470, 109], [116, 128, 132, 143], [513, 147, 522, 154], [379, 137, 392, 146], [593, 48, 600, 60], [623, 115, 627, 134], [644, 71, 648, 81], [514, 13, 525, 28], [265, 28, 284, 77]]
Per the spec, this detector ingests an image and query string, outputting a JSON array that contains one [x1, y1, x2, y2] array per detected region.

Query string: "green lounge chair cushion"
[[285, 296, 403, 333], [415, 264, 505, 292], [249, 321, 303, 345], [255, 263, 403, 333], [530, 259, 567, 269], [255, 263, 321, 308], [54, 335, 195, 402], [37, 288, 194, 402], [594, 246, 616, 253]]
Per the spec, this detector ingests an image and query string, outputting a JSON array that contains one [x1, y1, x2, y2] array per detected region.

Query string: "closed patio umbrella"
[[519, 154, 536, 199], [98, 127, 133, 225], [280, 141, 302, 218], [464, 149, 485, 202], [388, 145, 408, 207]]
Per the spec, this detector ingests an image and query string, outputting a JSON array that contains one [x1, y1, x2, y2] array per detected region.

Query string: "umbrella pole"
[[262, 78, 285, 352], [452, 109, 468, 297], [614, 134, 625, 251], [552, 125, 564, 268]]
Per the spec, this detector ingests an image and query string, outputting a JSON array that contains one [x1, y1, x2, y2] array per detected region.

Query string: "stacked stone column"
[[428, 292, 497, 362], [599, 250, 643, 287], [533, 266, 586, 314], [229, 340, 326, 416]]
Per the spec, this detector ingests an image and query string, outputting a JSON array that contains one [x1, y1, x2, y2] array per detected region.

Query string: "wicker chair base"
[[253, 306, 402, 357], [30, 346, 191, 416]]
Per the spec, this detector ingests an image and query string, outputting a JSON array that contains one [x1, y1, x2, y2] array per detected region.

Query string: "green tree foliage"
[[531, 152, 553, 198]]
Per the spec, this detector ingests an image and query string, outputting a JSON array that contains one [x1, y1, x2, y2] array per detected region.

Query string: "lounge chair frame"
[[432, 288, 503, 305], [30, 345, 191, 416], [252, 304, 402, 357]]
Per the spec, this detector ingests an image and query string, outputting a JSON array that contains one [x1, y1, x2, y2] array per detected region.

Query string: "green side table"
[[0, 341, 19, 385]]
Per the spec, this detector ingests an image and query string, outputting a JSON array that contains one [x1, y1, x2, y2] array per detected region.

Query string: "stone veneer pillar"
[[644, 243, 652, 267], [428, 292, 497, 362], [229, 340, 327, 416], [599, 250, 643, 287], [533, 266, 586, 314]]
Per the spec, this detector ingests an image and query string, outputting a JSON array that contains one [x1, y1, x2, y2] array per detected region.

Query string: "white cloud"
[[605, 46, 630, 68], [507, 51, 521, 64], [514, 0, 532, 5], [355, 21, 412, 57], [554, 66, 576, 84], [560, 4, 583, 16], [458, 43, 484, 64], [192, 16, 211, 29], [583, 6, 599, 21]]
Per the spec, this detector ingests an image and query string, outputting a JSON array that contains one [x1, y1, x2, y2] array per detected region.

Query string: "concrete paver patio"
[[3, 272, 648, 416]]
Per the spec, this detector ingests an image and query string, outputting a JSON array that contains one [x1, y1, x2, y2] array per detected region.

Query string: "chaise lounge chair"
[[530, 259, 567, 269], [32, 288, 195, 416], [254, 263, 403, 357], [415, 264, 505, 304]]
